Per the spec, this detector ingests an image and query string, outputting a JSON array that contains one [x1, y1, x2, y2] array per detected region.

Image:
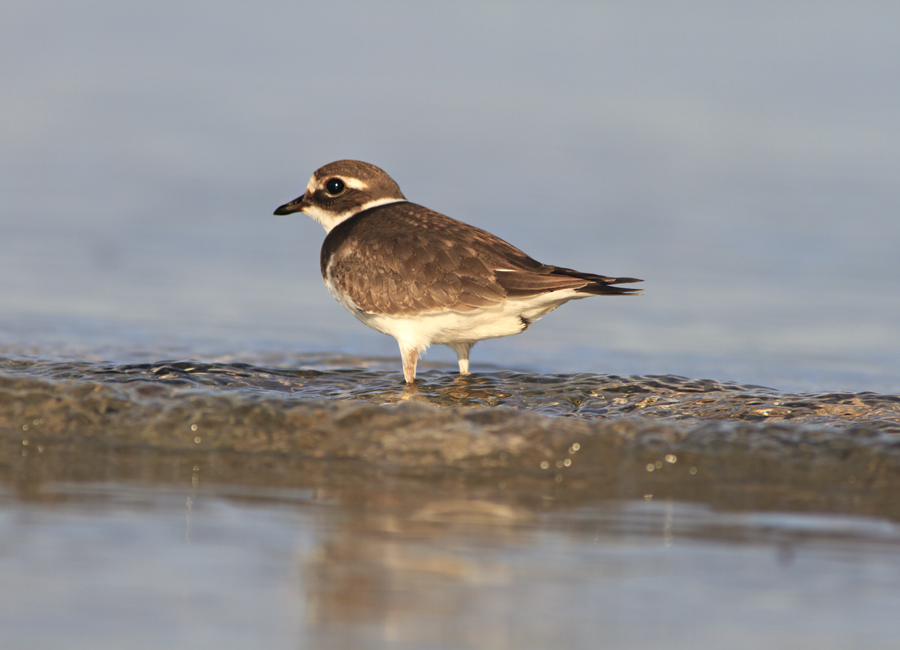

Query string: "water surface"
[[3, 353, 900, 648], [2, 1, 900, 648]]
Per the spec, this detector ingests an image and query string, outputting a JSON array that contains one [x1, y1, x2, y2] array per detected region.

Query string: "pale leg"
[[399, 344, 419, 383], [449, 342, 474, 375]]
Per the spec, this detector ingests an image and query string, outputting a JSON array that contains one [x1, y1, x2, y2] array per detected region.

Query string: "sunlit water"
[[4, 481, 900, 650], [3, 1, 900, 648], [2, 350, 900, 648]]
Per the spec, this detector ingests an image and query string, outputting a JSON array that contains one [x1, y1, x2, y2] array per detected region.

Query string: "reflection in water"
[[3, 444, 900, 649], [1, 355, 900, 648], [305, 501, 523, 629], [300, 491, 900, 648]]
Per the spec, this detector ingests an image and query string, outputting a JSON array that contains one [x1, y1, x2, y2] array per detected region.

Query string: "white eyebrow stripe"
[[308, 175, 369, 192], [342, 177, 369, 190]]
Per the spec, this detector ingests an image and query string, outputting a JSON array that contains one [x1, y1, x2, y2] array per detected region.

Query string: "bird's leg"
[[449, 342, 474, 375], [399, 344, 419, 383]]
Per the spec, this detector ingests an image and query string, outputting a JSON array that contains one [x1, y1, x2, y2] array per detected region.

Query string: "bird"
[[274, 160, 642, 383]]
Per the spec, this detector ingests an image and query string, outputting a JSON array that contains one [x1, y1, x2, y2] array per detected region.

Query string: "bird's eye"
[[325, 178, 345, 195]]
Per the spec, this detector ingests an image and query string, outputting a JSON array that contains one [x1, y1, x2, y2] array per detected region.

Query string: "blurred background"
[[1, 1, 898, 392]]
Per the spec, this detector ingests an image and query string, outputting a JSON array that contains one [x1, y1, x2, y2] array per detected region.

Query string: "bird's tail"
[[553, 267, 644, 296]]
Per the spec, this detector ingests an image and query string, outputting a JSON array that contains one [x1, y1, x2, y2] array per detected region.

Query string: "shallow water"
[[3, 352, 900, 648], [3, 1, 900, 647], [5, 479, 900, 650]]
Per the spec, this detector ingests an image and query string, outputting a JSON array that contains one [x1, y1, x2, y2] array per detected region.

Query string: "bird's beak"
[[274, 194, 307, 215]]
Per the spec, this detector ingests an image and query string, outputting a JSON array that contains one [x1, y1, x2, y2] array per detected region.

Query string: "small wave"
[[1, 356, 898, 468]]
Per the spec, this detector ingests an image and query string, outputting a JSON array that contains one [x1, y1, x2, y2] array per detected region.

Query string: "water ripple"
[[0, 356, 897, 468]]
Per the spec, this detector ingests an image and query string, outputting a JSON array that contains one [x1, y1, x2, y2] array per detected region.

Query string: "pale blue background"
[[2, 2, 898, 391]]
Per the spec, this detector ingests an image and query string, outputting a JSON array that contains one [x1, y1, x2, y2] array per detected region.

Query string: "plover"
[[275, 160, 642, 383]]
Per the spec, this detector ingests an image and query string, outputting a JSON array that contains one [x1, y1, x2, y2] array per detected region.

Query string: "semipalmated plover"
[[275, 160, 642, 383]]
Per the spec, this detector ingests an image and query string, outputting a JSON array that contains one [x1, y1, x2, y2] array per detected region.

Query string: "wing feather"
[[321, 202, 641, 315]]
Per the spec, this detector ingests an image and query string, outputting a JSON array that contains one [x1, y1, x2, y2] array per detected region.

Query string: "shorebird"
[[275, 160, 642, 383]]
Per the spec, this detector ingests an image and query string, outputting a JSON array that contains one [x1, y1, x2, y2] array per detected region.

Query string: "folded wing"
[[323, 202, 642, 316]]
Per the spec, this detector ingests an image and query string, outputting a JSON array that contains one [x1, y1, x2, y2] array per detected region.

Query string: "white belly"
[[324, 274, 585, 354]]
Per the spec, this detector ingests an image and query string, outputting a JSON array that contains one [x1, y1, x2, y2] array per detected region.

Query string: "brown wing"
[[321, 202, 641, 316]]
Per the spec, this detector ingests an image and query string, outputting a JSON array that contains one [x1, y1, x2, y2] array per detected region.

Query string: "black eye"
[[325, 178, 345, 195]]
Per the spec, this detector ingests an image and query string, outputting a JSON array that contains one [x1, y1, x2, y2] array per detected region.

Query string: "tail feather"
[[575, 281, 643, 296], [552, 266, 643, 296], [495, 264, 644, 298]]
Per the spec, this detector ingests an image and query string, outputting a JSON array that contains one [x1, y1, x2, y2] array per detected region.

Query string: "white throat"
[[306, 197, 406, 232]]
